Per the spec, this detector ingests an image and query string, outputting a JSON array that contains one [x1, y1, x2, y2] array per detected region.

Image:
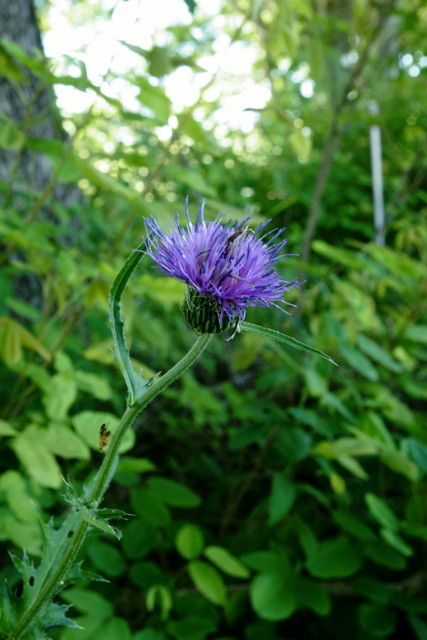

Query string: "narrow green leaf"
[[204, 546, 250, 578], [109, 240, 150, 404], [365, 493, 400, 531], [241, 322, 337, 365]]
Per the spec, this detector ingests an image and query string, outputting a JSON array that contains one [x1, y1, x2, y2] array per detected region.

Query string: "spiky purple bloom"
[[143, 200, 299, 334]]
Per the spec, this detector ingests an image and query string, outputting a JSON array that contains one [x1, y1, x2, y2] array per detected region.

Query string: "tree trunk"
[[0, 0, 81, 301], [0, 0, 79, 209]]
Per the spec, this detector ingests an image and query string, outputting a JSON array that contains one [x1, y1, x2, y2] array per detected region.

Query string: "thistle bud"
[[182, 286, 235, 334]]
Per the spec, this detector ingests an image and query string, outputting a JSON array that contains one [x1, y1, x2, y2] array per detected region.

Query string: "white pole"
[[369, 101, 386, 246]]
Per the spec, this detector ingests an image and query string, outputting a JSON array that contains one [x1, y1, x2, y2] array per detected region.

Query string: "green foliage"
[[1, 0, 427, 638]]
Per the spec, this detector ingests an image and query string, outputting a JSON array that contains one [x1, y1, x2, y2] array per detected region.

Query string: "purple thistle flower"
[[143, 199, 300, 334]]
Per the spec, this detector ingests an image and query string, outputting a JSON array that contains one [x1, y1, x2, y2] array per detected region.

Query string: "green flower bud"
[[182, 286, 235, 334]]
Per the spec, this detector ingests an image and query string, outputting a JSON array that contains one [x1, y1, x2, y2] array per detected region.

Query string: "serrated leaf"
[[44, 601, 82, 630]]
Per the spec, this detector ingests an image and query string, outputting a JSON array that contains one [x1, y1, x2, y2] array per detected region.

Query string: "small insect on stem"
[[99, 423, 111, 453]]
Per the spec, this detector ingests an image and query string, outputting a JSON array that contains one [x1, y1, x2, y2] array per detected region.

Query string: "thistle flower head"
[[143, 199, 299, 334]]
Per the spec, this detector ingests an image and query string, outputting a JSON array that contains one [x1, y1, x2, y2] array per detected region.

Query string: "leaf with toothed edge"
[[241, 322, 338, 366]]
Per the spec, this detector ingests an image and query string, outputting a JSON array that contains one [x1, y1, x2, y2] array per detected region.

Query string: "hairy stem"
[[9, 333, 213, 640]]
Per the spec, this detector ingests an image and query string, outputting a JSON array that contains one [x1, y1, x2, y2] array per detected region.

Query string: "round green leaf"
[[188, 560, 226, 606], [72, 410, 134, 453], [306, 536, 363, 578], [359, 604, 397, 637], [87, 540, 126, 577], [147, 477, 201, 508], [250, 573, 296, 621], [294, 577, 331, 615], [42, 374, 77, 420], [43, 423, 89, 460], [176, 525, 205, 560], [11, 430, 62, 488]]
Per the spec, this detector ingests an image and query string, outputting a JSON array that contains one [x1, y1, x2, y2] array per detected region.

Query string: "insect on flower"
[[99, 424, 111, 453], [143, 198, 300, 335]]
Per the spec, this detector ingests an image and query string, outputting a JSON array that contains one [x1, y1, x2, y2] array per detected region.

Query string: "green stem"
[[9, 333, 213, 640]]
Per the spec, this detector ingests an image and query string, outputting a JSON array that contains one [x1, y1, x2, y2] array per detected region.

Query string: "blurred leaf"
[[131, 487, 171, 526], [240, 551, 285, 574], [188, 561, 226, 606], [306, 537, 363, 578], [42, 423, 89, 460], [86, 540, 126, 577], [11, 428, 62, 488], [358, 604, 397, 638], [364, 541, 407, 569], [72, 411, 134, 454], [268, 474, 296, 525], [0, 420, 17, 436], [146, 585, 173, 620], [74, 371, 112, 401], [204, 546, 250, 578], [42, 374, 77, 421], [403, 325, 427, 344], [182, 0, 196, 13], [165, 166, 216, 198], [249, 573, 296, 621], [136, 76, 171, 120], [147, 477, 201, 508], [356, 335, 401, 372], [176, 524, 205, 560], [62, 588, 113, 619], [0, 122, 25, 149], [0, 40, 27, 81], [294, 577, 330, 615], [365, 493, 400, 531], [167, 616, 217, 640], [380, 528, 412, 557], [289, 129, 312, 163], [339, 343, 379, 381], [116, 457, 156, 474]]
